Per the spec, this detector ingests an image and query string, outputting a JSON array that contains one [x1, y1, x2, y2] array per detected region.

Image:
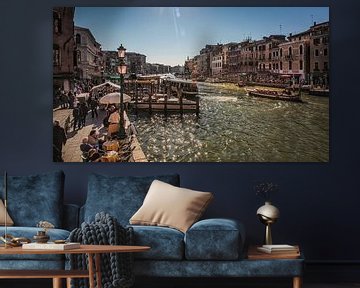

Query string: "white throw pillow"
[[130, 180, 213, 233]]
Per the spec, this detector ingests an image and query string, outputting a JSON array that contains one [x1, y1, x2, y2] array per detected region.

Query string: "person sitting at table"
[[88, 148, 102, 162], [88, 130, 105, 150], [79, 137, 93, 162]]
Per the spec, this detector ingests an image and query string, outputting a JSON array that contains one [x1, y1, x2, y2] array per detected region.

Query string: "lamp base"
[[265, 223, 272, 245]]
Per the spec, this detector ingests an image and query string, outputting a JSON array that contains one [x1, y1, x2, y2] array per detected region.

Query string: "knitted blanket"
[[68, 212, 135, 288]]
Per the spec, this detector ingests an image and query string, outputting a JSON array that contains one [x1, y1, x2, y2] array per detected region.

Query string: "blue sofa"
[[81, 173, 304, 283], [0, 171, 303, 287], [0, 171, 78, 270]]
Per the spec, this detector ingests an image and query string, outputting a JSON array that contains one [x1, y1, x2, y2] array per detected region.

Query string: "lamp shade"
[[117, 44, 126, 58], [118, 64, 127, 75]]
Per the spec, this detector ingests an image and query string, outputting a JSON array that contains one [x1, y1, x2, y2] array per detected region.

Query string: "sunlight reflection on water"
[[130, 83, 329, 162]]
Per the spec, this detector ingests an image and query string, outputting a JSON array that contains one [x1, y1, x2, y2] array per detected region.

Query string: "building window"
[[276, 63, 279, 70], [313, 38, 320, 45], [280, 48, 282, 57], [289, 61, 292, 70], [53, 11, 62, 34], [289, 47, 292, 56], [315, 49, 319, 57], [76, 34, 81, 45], [280, 61, 282, 70], [324, 48, 328, 56], [300, 45, 303, 55], [300, 60, 303, 70], [269, 53, 271, 60], [53, 45, 60, 66], [315, 62, 319, 71]]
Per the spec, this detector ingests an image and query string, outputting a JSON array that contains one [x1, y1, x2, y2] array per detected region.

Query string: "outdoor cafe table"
[[0, 244, 150, 288]]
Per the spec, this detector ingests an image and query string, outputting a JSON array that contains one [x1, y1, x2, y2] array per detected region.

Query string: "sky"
[[74, 7, 329, 66]]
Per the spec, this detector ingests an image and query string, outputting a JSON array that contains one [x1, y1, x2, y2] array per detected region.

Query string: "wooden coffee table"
[[0, 244, 150, 288]]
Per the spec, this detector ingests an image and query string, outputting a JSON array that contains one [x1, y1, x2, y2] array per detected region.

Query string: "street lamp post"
[[117, 44, 127, 140]]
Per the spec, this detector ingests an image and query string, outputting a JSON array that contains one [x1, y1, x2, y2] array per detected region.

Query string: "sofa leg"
[[53, 278, 62, 288], [293, 276, 302, 288]]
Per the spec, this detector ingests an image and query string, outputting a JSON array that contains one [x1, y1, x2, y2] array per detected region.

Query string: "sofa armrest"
[[63, 204, 80, 231], [184, 218, 245, 260]]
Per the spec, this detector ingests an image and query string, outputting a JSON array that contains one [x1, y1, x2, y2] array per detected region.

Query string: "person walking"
[[80, 102, 88, 127], [90, 97, 99, 118], [53, 120, 67, 162], [72, 104, 81, 130]]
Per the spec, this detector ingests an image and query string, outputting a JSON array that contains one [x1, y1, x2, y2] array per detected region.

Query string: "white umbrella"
[[90, 81, 120, 91], [99, 92, 131, 104]]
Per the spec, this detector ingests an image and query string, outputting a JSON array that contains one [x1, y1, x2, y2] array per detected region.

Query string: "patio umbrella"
[[90, 81, 120, 91], [99, 92, 131, 104]]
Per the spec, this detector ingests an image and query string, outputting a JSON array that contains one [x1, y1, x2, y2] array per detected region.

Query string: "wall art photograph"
[[53, 7, 329, 163]]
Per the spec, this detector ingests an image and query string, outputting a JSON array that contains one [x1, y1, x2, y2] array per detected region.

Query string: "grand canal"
[[130, 82, 329, 162]]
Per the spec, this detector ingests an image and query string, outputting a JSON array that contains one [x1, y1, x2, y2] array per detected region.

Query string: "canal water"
[[130, 82, 329, 162]]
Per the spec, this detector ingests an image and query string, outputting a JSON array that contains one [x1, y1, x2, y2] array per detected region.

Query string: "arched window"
[[299, 45, 303, 55], [76, 34, 81, 45], [53, 44, 60, 66], [280, 48, 283, 57], [289, 47, 292, 56], [53, 11, 62, 34]]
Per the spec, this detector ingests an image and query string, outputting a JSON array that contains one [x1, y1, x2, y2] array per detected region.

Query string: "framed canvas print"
[[53, 7, 329, 163]]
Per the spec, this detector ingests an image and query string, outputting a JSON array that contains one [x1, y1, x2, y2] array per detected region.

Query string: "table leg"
[[88, 253, 95, 288], [95, 253, 102, 288], [52, 278, 62, 288], [293, 276, 302, 288]]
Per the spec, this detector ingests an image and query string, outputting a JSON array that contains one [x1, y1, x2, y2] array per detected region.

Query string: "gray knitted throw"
[[68, 212, 135, 288]]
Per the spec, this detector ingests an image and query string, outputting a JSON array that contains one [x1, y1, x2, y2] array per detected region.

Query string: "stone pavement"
[[53, 107, 147, 162], [53, 107, 107, 162]]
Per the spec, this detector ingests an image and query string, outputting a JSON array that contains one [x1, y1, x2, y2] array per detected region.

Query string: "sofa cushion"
[[130, 180, 213, 233], [130, 225, 184, 260], [0, 199, 14, 226], [0, 227, 70, 261], [84, 174, 180, 225], [0, 171, 64, 227], [184, 218, 245, 260]]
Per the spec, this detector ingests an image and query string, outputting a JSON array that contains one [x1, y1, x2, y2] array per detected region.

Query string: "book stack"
[[248, 244, 300, 260], [257, 244, 299, 254], [22, 242, 80, 250]]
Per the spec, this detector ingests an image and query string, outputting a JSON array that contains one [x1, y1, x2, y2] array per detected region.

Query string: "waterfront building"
[[257, 35, 286, 73], [225, 43, 241, 81], [309, 21, 329, 87], [125, 52, 146, 75], [238, 39, 257, 74], [277, 32, 310, 83], [170, 65, 185, 76], [211, 45, 223, 77], [74, 26, 103, 84], [53, 7, 75, 92], [102, 51, 120, 82]]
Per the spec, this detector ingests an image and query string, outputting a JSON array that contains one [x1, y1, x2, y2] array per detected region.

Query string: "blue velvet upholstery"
[[134, 258, 304, 277], [0, 260, 64, 270], [84, 174, 180, 225], [0, 171, 64, 228], [0, 227, 69, 261], [185, 218, 245, 260], [130, 225, 184, 260]]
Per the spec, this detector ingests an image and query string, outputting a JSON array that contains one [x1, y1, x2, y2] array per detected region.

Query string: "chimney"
[[314, 21, 316, 26]]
